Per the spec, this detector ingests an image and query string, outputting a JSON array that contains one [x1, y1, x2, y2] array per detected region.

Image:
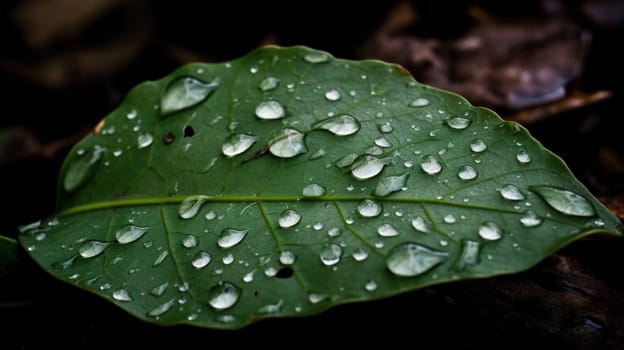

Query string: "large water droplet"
[[115, 225, 150, 244], [374, 173, 409, 197], [325, 89, 341, 101], [179, 196, 207, 219], [269, 128, 307, 158], [478, 221, 503, 241], [161, 76, 219, 115], [409, 98, 430, 107], [148, 299, 176, 317], [278, 209, 302, 228], [357, 199, 382, 217], [192, 251, 212, 269], [386, 242, 448, 277], [313, 114, 360, 136], [352, 248, 369, 261], [457, 165, 477, 180], [530, 185, 596, 217], [455, 240, 481, 270], [217, 228, 248, 248], [79, 240, 112, 258], [520, 210, 542, 227], [351, 156, 388, 180], [446, 116, 471, 130], [259, 77, 280, 91], [499, 184, 525, 201], [470, 138, 487, 153], [63, 147, 103, 192], [182, 234, 199, 248], [208, 281, 241, 310], [279, 250, 296, 265], [421, 155, 442, 175], [255, 100, 285, 120], [302, 183, 325, 197], [319, 243, 342, 266], [222, 133, 258, 158], [112, 288, 132, 302], [516, 151, 531, 164], [303, 52, 329, 63], [377, 224, 399, 237], [411, 216, 429, 233]]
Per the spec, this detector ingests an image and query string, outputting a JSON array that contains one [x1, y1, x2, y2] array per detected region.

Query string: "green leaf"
[[19, 46, 623, 328]]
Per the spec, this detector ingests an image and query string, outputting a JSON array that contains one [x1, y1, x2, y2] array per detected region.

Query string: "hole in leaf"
[[275, 267, 294, 279], [163, 132, 175, 144], [184, 125, 195, 137]]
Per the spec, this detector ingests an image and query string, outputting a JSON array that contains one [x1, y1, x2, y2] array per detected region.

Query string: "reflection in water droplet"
[[217, 228, 248, 248], [137, 133, 154, 149], [446, 116, 471, 130], [259, 77, 280, 91], [182, 234, 199, 248], [357, 199, 382, 217], [516, 151, 531, 164], [112, 288, 132, 302], [365, 280, 378, 292], [148, 299, 176, 317], [478, 221, 503, 241], [63, 147, 103, 192], [410, 98, 430, 107], [386, 242, 448, 277], [455, 240, 481, 270], [179, 196, 207, 219], [115, 225, 150, 244], [499, 184, 525, 201], [352, 248, 369, 262], [313, 114, 360, 136], [191, 251, 212, 269], [269, 128, 307, 158], [520, 210, 542, 227], [470, 139, 487, 153], [319, 243, 342, 266], [374, 137, 392, 148], [161, 76, 219, 115], [351, 156, 387, 180], [530, 185, 596, 217], [421, 155, 442, 175], [279, 209, 302, 228], [208, 282, 241, 310], [411, 216, 428, 233], [336, 153, 358, 168], [325, 89, 341, 101], [255, 100, 285, 120], [79, 240, 112, 258], [457, 165, 478, 180], [222, 133, 258, 158], [302, 183, 325, 197], [150, 282, 169, 297], [303, 52, 329, 63], [374, 173, 408, 197], [279, 250, 296, 265]]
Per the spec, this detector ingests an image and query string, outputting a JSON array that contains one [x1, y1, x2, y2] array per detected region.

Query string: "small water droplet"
[[499, 184, 525, 201], [516, 151, 531, 164], [530, 185, 595, 217], [243, 270, 255, 283], [351, 156, 387, 180], [205, 210, 217, 220], [352, 248, 369, 261], [178, 196, 206, 219], [222, 133, 258, 158], [325, 89, 341, 101], [208, 281, 240, 310], [153, 251, 169, 267], [455, 240, 481, 270], [313, 222, 323, 231], [250, 66, 258, 74], [63, 147, 104, 192], [446, 116, 471, 130], [374, 173, 409, 197], [386, 242, 448, 277], [264, 266, 277, 277], [191, 251, 212, 269], [303, 52, 329, 63], [379, 122, 394, 133], [112, 288, 132, 302], [365, 280, 378, 292], [79, 240, 112, 258], [182, 234, 199, 248], [457, 165, 478, 180], [470, 138, 487, 153], [357, 199, 382, 217], [308, 293, 328, 304], [335, 153, 358, 168], [313, 114, 360, 136], [259, 77, 280, 91], [520, 210, 542, 227], [327, 227, 341, 237], [478, 221, 503, 240], [255, 100, 285, 120], [278, 209, 302, 228], [115, 225, 149, 244], [150, 282, 169, 297], [319, 243, 342, 266], [366, 146, 383, 156], [302, 183, 325, 197], [148, 299, 176, 317], [310, 148, 327, 159], [421, 155, 442, 175], [377, 223, 399, 237], [137, 133, 154, 149], [443, 214, 456, 224], [409, 98, 430, 107], [374, 137, 392, 148], [411, 216, 429, 233], [222, 253, 235, 265], [161, 76, 219, 115], [126, 109, 137, 120], [269, 128, 307, 158], [279, 250, 296, 265]]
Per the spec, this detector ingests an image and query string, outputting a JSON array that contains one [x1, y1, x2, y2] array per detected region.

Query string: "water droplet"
[[313, 114, 360, 136], [374, 173, 409, 197], [303, 52, 329, 63], [421, 155, 442, 175], [478, 222, 503, 240], [153, 251, 169, 267], [115, 225, 149, 244], [386, 242, 448, 277], [319, 243, 342, 266], [217, 228, 248, 248], [278, 209, 301, 228], [259, 77, 280, 91], [499, 184, 525, 201], [455, 240, 481, 270], [178, 196, 206, 219], [302, 183, 325, 197], [243, 270, 255, 283], [112, 288, 132, 302], [182, 234, 199, 248], [161, 76, 219, 115], [150, 282, 169, 297], [148, 299, 176, 317], [255, 100, 285, 120], [79, 240, 112, 258], [137, 133, 154, 149], [222, 253, 235, 265], [374, 137, 392, 148], [357, 199, 382, 217], [205, 210, 217, 220], [208, 282, 240, 310], [470, 138, 487, 153], [457, 165, 478, 181], [325, 89, 341, 101], [530, 185, 595, 217], [191, 251, 212, 269], [411, 216, 429, 233], [222, 133, 258, 158], [377, 224, 399, 237], [269, 128, 307, 158], [113, 149, 122, 157], [409, 98, 430, 107], [351, 156, 387, 180], [327, 227, 341, 237], [335, 153, 358, 168], [313, 222, 323, 231], [446, 116, 471, 130], [366, 146, 383, 156], [520, 210, 542, 227], [365, 280, 378, 292], [516, 151, 531, 164], [379, 122, 394, 133], [279, 250, 296, 265], [310, 148, 327, 159], [443, 214, 456, 224], [352, 248, 369, 261], [63, 147, 103, 192], [126, 109, 137, 120], [308, 293, 328, 304]]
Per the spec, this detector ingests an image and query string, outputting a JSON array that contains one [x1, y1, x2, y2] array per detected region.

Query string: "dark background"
[[1, 0, 623, 348]]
